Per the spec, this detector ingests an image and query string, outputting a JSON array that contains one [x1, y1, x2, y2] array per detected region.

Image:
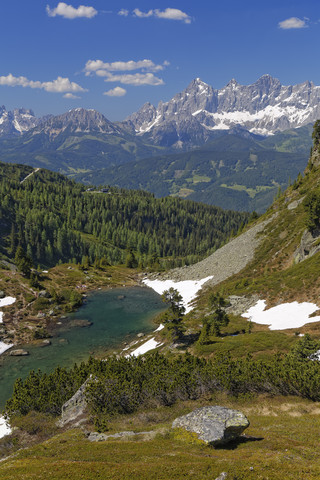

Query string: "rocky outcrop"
[[294, 228, 320, 263], [9, 349, 29, 356], [225, 295, 260, 316], [172, 406, 249, 446], [58, 377, 90, 427]]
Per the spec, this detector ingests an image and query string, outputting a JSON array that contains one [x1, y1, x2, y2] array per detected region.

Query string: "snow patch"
[[154, 323, 164, 332], [0, 296, 15, 354], [242, 300, 320, 330], [0, 341, 13, 355], [129, 338, 163, 357], [0, 296, 16, 310], [0, 416, 11, 439], [142, 276, 213, 314], [0, 296, 16, 324]]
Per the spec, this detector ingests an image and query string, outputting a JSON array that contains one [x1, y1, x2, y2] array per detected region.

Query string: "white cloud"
[[63, 93, 81, 99], [132, 7, 191, 23], [118, 9, 129, 16], [103, 87, 127, 97], [154, 8, 191, 23], [278, 17, 307, 29], [133, 8, 154, 18], [104, 72, 164, 86], [46, 2, 97, 19], [85, 59, 166, 74], [0, 74, 87, 93]]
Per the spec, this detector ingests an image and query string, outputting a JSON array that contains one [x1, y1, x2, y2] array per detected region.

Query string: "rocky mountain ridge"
[[124, 75, 320, 147], [2, 74, 319, 150], [0, 106, 40, 136], [29, 108, 124, 140]]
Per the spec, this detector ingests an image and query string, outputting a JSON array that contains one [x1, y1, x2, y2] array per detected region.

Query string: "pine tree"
[[14, 246, 33, 278]]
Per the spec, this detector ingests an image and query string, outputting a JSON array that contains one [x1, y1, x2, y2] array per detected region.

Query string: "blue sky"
[[1, 0, 320, 120]]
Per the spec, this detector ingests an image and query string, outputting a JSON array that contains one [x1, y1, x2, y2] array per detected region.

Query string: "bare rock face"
[[125, 75, 320, 147], [58, 378, 91, 427], [172, 406, 249, 446], [294, 228, 320, 263]]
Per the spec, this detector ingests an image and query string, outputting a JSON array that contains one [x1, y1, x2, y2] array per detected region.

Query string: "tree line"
[[5, 335, 320, 431], [0, 163, 250, 269]]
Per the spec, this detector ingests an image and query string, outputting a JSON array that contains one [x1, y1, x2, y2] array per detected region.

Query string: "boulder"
[[172, 406, 249, 446], [58, 377, 91, 427], [0, 291, 5, 299], [9, 349, 29, 356]]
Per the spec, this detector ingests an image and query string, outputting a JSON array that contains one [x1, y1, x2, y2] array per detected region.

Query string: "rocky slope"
[[157, 123, 320, 309], [159, 216, 275, 283]]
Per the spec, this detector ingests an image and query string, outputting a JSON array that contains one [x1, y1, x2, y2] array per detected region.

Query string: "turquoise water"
[[0, 287, 165, 408]]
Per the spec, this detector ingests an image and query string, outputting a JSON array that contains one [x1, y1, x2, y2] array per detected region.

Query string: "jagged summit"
[[1, 75, 320, 150], [0, 106, 39, 136], [124, 75, 320, 147]]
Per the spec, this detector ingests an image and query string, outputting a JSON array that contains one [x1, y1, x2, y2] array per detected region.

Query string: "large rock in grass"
[[58, 378, 90, 427], [172, 406, 249, 446]]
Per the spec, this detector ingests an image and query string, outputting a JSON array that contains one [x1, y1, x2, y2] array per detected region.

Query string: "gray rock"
[[87, 430, 156, 442], [215, 473, 228, 480], [294, 228, 320, 264], [38, 290, 51, 298], [88, 431, 135, 442], [172, 406, 249, 446], [226, 294, 260, 316], [58, 377, 91, 427], [0, 291, 5, 299], [9, 349, 29, 356], [287, 197, 305, 210]]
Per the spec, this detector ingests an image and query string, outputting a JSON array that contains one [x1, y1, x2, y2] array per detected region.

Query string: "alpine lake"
[[0, 286, 166, 408]]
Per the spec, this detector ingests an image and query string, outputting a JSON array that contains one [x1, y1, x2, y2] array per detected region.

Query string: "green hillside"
[[0, 129, 167, 175], [2, 124, 320, 480], [77, 126, 312, 212], [0, 162, 249, 270]]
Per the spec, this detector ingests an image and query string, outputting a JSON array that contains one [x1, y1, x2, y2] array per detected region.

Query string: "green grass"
[[220, 183, 275, 199], [2, 395, 320, 479], [193, 330, 296, 360]]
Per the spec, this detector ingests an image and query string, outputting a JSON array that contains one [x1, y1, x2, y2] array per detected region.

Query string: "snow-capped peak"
[[124, 75, 320, 148]]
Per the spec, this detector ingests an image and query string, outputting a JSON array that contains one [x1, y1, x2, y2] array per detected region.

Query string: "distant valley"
[[0, 75, 317, 211]]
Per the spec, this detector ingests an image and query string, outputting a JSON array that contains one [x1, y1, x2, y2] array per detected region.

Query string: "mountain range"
[[123, 74, 320, 148], [0, 74, 318, 212], [1, 74, 319, 147]]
